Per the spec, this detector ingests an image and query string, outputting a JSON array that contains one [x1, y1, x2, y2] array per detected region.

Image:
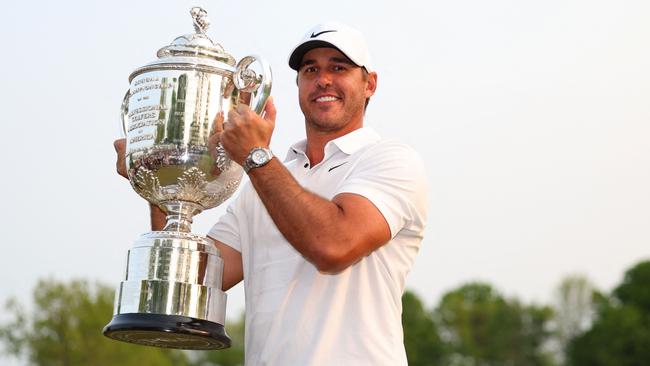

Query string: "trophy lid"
[[130, 7, 236, 81], [156, 7, 236, 65]]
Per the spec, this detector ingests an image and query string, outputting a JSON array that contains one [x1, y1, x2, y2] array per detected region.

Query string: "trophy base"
[[103, 313, 231, 350]]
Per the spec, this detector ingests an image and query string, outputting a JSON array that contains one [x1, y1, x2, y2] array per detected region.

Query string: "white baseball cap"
[[288, 22, 373, 72]]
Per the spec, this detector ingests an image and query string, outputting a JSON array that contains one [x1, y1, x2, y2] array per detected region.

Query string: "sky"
[[1, 0, 649, 363]]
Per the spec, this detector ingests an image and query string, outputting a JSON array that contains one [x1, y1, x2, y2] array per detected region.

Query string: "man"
[[116, 22, 427, 366]]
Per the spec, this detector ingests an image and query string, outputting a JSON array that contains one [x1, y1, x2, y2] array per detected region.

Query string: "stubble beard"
[[301, 97, 365, 133]]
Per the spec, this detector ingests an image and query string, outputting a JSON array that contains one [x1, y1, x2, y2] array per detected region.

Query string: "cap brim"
[[288, 40, 345, 71]]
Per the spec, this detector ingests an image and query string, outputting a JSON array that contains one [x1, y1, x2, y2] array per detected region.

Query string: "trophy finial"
[[190, 7, 210, 34]]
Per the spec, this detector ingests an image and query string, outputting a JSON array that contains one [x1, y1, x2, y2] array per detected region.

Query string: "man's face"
[[297, 47, 377, 133]]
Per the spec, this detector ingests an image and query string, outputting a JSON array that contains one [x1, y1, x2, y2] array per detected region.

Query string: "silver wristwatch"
[[243, 147, 274, 173]]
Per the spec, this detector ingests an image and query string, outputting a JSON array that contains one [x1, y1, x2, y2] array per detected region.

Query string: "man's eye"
[[333, 65, 346, 71], [304, 66, 317, 73]]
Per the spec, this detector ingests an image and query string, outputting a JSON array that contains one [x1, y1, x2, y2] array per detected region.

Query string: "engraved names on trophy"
[[130, 77, 173, 96], [130, 134, 155, 143], [127, 76, 175, 154], [128, 105, 167, 132]]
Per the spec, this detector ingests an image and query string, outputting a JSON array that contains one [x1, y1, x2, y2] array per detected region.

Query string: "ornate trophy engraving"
[[103, 7, 272, 350]]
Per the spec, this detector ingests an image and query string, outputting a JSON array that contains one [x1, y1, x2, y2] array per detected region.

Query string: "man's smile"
[[315, 95, 340, 103]]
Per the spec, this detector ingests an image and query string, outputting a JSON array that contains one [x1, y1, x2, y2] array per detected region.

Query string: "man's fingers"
[[114, 138, 126, 153], [263, 96, 277, 126], [235, 101, 252, 113], [208, 113, 224, 160], [227, 108, 240, 126], [113, 138, 128, 179], [212, 111, 225, 133]]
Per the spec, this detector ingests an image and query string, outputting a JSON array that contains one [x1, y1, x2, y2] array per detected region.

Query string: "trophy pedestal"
[[103, 313, 230, 349], [103, 231, 231, 350]]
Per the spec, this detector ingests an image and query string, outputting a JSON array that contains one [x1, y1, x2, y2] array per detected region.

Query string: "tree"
[[613, 260, 650, 311], [567, 260, 650, 366], [0, 278, 190, 366], [402, 290, 446, 365], [548, 275, 596, 364], [435, 282, 555, 366], [190, 311, 245, 366]]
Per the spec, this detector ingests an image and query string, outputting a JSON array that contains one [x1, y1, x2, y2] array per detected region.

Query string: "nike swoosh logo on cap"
[[310, 30, 337, 38]]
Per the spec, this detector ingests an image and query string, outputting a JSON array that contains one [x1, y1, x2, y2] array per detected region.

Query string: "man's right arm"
[[209, 238, 244, 291], [114, 138, 244, 291]]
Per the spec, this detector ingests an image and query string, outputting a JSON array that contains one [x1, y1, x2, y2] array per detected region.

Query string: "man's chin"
[[306, 117, 347, 132]]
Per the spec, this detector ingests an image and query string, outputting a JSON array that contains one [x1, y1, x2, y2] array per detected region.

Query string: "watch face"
[[252, 149, 268, 164]]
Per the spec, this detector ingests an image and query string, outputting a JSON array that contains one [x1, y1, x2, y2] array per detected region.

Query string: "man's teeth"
[[316, 96, 338, 102]]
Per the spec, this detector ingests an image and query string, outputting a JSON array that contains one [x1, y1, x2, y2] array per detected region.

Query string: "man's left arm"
[[248, 157, 391, 273]]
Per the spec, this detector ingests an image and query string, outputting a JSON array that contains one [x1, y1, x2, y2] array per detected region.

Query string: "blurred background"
[[1, 0, 648, 365]]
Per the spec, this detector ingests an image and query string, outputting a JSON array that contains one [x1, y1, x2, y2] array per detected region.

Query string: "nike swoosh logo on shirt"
[[311, 30, 336, 38], [328, 161, 349, 172]]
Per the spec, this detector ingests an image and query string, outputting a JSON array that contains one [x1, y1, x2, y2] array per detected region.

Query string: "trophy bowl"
[[103, 7, 271, 350]]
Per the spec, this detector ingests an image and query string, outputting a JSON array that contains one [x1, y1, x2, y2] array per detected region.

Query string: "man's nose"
[[315, 71, 332, 88]]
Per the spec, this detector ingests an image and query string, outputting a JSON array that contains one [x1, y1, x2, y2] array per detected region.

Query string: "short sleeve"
[[207, 183, 253, 253], [335, 141, 428, 238]]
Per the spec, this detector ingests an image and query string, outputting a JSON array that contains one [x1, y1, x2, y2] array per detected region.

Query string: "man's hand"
[[113, 138, 128, 179], [113, 138, 167, 229], [207, 111, 227, 175], [220, 97, 277, 166]]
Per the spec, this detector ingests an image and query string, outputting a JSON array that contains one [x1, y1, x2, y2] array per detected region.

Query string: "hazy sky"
[[1, 0, 649, 362]]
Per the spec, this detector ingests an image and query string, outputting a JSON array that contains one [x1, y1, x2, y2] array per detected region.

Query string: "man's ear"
[[365, 72, 378, 98]]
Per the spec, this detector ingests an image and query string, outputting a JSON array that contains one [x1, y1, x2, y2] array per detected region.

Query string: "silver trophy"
[[103, 7, 271, 350]]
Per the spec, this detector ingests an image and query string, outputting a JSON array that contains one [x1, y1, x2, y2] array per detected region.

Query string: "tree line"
[[2, 259, 649, 365]]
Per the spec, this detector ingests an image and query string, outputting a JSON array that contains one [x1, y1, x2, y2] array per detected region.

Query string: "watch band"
[[243, 147, 273, 173]]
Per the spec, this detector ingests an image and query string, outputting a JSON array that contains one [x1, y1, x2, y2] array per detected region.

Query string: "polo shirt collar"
[[284, 127, 381, 162]]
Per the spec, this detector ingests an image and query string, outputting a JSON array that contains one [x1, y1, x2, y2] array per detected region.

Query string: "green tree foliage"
[[10, 267, 650, 366], [190, 311, 245, 366], [567, 260, 650, 366], [435, 282, 555, 366], [613, 260, 650, 311], [0, 278, 190, 366], [549, 275, 596, 364], [402, 290, 446, 365]]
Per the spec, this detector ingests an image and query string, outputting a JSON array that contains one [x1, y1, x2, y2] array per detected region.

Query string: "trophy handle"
[[233, 55, 272, 115], [120, 90, 130, 137]]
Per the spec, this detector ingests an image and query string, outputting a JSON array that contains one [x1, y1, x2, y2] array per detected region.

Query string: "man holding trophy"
[[113, 17, 427, 366]]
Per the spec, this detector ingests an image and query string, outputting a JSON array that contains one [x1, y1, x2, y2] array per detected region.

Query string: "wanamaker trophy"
[[103, 7, 272, 350]]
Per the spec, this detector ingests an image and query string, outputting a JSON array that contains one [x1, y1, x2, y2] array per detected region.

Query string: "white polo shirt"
[[208, 127, 428, 366]]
